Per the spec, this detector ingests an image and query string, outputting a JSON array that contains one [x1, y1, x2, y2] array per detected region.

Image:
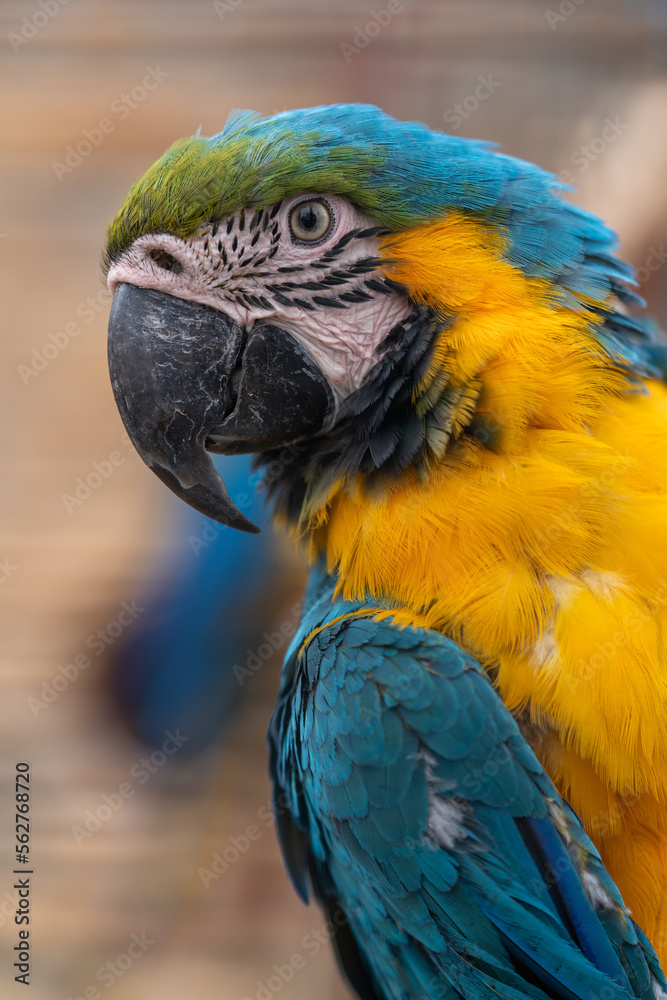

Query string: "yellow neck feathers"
[[307, 212, 636, 619]]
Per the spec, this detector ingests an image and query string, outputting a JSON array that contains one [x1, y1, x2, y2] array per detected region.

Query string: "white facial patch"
[[107, 194, 413, 398]]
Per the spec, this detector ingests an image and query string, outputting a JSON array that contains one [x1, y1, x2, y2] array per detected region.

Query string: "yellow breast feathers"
[[304, 214, 667, 952]]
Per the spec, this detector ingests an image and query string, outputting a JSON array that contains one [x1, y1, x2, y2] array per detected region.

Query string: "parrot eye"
[[148, 248, 183, 274], [288, 199, 333, 244]]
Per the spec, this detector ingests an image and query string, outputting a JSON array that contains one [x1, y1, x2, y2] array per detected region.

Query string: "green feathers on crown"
[[104, 107, 402, 271]]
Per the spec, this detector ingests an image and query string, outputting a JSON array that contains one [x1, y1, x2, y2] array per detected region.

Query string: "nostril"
[[148, 249, 184, 274]]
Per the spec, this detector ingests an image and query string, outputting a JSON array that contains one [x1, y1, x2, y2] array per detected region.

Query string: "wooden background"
[[1, 1, 667, 997]]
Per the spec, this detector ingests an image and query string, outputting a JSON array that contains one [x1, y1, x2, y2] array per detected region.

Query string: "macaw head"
[[105, 104, 651, 534]]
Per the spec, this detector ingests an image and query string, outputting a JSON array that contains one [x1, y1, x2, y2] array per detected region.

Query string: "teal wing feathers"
[[269, 612, 666, 1000]]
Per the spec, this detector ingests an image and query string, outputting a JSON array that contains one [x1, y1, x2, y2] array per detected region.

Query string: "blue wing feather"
[[269, 595, 665, 1000]]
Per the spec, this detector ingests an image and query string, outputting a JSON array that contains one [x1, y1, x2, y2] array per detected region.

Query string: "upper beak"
[[107, 283, 335, 532]]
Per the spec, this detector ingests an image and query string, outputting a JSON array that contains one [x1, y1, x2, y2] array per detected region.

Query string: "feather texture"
[[269, 578, 666, 1000], [103, 102, 667, 988]]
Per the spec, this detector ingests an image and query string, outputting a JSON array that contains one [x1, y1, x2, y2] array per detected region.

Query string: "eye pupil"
[[289, 199, 333, 243], [298, 206, 318, 231]]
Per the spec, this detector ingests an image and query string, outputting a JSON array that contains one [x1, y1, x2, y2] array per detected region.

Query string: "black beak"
[[107, 283, 335, 532]]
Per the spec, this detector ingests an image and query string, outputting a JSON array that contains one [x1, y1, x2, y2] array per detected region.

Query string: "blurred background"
[[1, 1, 667, 997]]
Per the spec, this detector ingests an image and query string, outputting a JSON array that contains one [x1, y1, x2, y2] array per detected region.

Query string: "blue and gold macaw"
[[103, 105, 667, 999]]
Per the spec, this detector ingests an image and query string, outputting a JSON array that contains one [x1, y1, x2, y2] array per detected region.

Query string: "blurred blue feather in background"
[[109, 454, 276, 751]]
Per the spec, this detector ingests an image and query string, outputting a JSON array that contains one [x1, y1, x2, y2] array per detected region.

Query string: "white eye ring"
[[288, 198, 334, 244]]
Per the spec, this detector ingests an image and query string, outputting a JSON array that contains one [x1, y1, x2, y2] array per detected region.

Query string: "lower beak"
[[107, 283, 335, 532]]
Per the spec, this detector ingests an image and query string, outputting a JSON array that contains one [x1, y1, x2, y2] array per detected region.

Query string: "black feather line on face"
[[254, 305, 471, 526]]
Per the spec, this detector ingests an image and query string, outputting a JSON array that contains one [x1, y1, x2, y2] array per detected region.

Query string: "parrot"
[[103, 104, 667, 999]]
